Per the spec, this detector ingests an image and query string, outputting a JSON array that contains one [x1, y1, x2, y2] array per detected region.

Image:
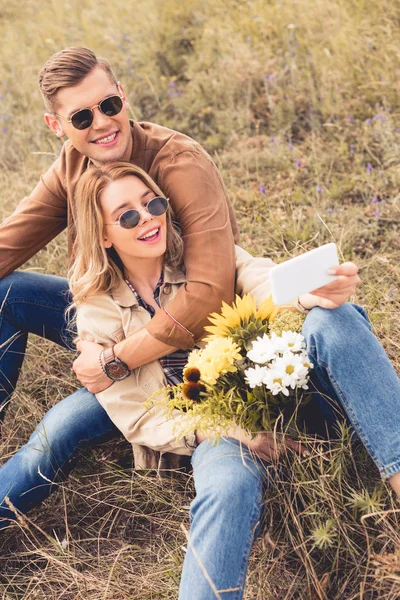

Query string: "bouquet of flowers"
[[149, 294, 313, 438]]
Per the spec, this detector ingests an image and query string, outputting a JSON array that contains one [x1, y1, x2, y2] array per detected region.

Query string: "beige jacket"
[[76, 246, 286, 470]]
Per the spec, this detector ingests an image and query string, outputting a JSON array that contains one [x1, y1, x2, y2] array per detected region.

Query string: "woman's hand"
[[73, 340, 113, 393], [240, 431, 307, 461], [299, 262, 361, 310], [196, 428, 308, 461]]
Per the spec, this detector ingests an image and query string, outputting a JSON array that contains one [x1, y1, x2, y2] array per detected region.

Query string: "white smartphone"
[[269, 243, 339, 305]]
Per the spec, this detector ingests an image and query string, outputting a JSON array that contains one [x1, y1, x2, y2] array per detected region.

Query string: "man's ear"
[[44, 113, 65, 138], [117, 81, 128, 105]]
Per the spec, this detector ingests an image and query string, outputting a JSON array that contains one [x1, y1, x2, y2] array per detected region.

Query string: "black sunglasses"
[[105, 196, 169, 229], [55, 95, 123, 131]]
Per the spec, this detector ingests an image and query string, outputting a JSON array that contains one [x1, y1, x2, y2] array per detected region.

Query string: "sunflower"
[[204, 294, 280, 351]]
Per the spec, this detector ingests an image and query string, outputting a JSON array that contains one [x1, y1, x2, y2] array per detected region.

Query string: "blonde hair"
[[39, 47, 118, 112], [69, 162, 184, 305]]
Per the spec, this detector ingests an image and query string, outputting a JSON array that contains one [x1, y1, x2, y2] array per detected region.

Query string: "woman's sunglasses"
[[55, 95, 123, 131], [105, 196, 169, 229]]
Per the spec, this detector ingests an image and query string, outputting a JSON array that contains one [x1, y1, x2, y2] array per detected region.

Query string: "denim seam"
[[381, 459, 400, 480], [2, 297, 68, 313]]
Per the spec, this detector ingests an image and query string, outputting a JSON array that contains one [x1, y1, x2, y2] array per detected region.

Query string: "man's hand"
[[299, 262, 361, 310], [73, 340, 113, 394]]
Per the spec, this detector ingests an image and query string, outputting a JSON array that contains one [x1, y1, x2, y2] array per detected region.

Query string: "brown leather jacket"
[[0, 121, 239, 349]]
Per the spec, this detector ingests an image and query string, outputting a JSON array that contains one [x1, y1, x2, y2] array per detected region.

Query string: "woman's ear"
[[103, 235, 112, 249]]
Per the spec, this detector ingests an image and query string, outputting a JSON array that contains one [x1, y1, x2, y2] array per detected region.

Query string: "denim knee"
[[302, 302, 371, 351], [192, 438, 267, 517]]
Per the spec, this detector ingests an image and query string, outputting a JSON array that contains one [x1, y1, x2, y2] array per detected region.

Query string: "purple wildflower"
[[270, 136, 275, 143], [348, 114, 354, 122], [296, 160, 302, 168], [375, 208, 380, 217], [366, 163, 373, 174], [259, 184, 266, 195], [350, 145, 356, 153], [289, 143, 294, 151], [317, 185, 322, 194], [365, 118, 372, 125], [326, 207, 333, 214], [1, 126, 6, 134], [167, 81, 177, 99], [372, 195, 378, 204]]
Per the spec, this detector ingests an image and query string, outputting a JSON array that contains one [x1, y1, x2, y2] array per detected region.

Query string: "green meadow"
[[0, 0, 399, 597]]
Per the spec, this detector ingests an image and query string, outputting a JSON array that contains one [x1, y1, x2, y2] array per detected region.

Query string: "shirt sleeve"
[[0, 157, 68, 279], [76, 300, 194, 456], [145, 149, 238, 349], [234, 245, 305, 312]]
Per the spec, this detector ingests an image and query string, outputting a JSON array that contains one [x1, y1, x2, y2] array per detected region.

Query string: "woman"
[[1, 162, 399, 599]]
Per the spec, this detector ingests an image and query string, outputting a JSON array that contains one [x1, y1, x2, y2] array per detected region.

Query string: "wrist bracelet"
[[297, 297, 311, 313], [99, 350, 107, 376]]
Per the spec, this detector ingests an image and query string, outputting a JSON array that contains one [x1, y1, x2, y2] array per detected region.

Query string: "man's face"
[[45, 66, 132, 165]]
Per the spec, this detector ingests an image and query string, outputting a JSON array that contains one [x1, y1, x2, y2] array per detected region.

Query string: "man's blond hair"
[[38, 47, 118, 111]]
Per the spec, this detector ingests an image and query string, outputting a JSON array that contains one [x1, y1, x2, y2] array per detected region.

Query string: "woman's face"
[[100, 175, 167, 263]]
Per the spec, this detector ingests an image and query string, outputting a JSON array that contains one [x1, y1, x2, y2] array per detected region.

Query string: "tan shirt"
[[76, 246, 278, 470], [0, 121, 239, 349]]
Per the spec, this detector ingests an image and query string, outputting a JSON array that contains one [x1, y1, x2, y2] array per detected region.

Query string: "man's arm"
[[144, 149, 238, 348], [0, 158, 68, 278]]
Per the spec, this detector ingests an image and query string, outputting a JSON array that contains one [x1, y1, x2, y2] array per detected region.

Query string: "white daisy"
[[244, 365, 270, 388], [247, 334, 277, 364], [262, 366, 290, 396], [274, 331, 306, 355]]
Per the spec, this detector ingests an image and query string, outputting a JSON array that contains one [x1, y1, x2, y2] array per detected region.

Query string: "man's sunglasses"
[[55, 95, 123, 131], [105, 196, 169, 229]]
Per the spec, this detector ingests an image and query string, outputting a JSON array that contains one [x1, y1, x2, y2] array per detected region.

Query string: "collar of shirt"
[[111, 263, 186, 308]]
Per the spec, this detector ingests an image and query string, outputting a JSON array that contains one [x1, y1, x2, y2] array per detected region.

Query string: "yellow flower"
[[205, 293, 272, 337], [185, 337, 241, 385], [256, 296, 280, 322]]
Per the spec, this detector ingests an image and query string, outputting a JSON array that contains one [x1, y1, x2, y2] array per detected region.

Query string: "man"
[[0, 46, 238, 409]]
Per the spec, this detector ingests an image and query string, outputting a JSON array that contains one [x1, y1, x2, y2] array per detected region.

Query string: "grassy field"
[[0, 0, 400, 598]]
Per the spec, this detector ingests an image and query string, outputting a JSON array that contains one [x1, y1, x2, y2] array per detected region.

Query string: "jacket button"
[[163, 285, 171, 294]]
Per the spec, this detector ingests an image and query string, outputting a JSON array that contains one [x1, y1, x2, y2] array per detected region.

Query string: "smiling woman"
[[69, 162, 183, 307]]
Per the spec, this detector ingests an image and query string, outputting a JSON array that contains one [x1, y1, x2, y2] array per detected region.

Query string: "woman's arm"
[[76, 298, 195, 455]]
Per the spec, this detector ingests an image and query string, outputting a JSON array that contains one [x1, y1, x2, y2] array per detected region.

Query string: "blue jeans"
[[1, 272, 400, 599]]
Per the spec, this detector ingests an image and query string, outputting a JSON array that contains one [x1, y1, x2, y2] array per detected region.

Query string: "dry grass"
[[0, 0, 400, 597]]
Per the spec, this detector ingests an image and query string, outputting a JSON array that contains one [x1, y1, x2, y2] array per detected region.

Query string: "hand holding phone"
[[269, 243, 340, 305]]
